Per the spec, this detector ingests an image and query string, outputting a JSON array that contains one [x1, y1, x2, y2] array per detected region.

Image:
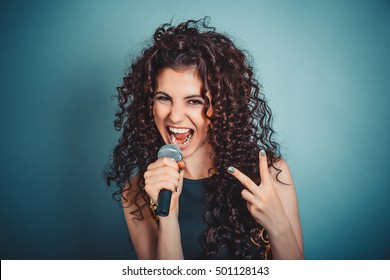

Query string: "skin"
[[152, 67, 214, 179], [228, 152, 304, 259], [122, 67, 304, 259]]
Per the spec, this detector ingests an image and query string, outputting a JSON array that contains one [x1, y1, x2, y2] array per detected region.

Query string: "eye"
[[155, 95, 171, 103], [188, 99, 204, 105]]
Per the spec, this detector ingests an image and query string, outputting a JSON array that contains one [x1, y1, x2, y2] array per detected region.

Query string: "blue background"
[[1, 0, 389, 260]]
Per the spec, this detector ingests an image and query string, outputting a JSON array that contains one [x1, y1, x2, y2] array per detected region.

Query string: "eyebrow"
[[155, 91, 203, 99]]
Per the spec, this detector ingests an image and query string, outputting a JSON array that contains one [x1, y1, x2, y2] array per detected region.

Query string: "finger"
[[145, 174, 180, 188], [177, 161, 186, 171], [241, 189, 257, 205], [147, 180, 178, 193], [227, 166, 259, 194], [144, 180, 174, 201], [259, 149, 271, 185], [144, 168, 180, 184], [147, 157, 179, 171]]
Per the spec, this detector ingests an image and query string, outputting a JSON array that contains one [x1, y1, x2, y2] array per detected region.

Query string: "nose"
[[169, 102, 186, 123]]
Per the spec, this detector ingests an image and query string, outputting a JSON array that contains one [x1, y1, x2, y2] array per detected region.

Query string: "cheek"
[[152, 106, 157, 120], [152, 104, 166, 122], [191, 111, 210, 132]]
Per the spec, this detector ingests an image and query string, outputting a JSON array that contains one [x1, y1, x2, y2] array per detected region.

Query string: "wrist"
[[158, 212, 179, 224], [158, 213, 180, 235], [266, 214, 290, 239]]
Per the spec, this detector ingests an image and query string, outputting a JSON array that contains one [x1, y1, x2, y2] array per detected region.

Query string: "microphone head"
[[157, 144, 183, 162]]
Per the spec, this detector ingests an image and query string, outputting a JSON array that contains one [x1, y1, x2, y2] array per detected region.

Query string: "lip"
[[167, 125, 193, 130], [166, 125, 194, 134]]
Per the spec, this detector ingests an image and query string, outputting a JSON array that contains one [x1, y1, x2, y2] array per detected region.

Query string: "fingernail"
[[260, 150, 265, 156], [227, 167, 235, 173]]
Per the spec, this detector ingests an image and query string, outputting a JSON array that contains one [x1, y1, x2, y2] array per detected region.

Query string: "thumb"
[[178, 161, 186, 171]]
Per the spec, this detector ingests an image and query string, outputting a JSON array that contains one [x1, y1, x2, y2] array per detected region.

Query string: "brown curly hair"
[[104, 17, 282, 259]]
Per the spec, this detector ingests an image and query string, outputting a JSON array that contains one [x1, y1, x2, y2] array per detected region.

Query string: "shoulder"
[[268, 158, 300, 218], [268, 158, 299, 209], [121, 174, 159, 259], [121, 174, 153, 219], [121, 174, 140, 206], [121, 173, 156, 226], [269, 158, 294, 187], [269, 158, 304, 253]]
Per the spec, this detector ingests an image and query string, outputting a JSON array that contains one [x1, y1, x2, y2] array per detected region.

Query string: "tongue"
[[174, 131, 191, 140]]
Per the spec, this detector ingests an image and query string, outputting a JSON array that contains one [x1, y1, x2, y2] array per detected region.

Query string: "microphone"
[[156, 144, 183, 217]]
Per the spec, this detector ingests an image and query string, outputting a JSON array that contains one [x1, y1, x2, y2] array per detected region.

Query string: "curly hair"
[[104, 18, 282, 259]]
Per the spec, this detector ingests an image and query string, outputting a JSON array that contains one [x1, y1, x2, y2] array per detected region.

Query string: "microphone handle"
[[156, 189, 172, 217]]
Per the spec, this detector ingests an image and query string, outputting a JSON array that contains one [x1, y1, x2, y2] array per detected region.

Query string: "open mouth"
[[167, 126, 194, 147]]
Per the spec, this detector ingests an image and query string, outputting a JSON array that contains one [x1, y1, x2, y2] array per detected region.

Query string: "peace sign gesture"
[[227, 150, 304, 259], [227, 150, 289, 234]]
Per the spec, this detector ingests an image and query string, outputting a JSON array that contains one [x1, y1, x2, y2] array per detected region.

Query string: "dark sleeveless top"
[[179, 177, 209, 259], [178, 177, 271, 260]]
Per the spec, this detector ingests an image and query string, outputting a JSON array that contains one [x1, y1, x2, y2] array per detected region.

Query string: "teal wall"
[[1, 0, 389, 259]]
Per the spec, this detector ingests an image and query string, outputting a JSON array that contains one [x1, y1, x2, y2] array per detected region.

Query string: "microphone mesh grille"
[[157, 144, 183, 162]]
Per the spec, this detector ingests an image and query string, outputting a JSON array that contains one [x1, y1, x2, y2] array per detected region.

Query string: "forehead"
[[156, 67, 202, 94]]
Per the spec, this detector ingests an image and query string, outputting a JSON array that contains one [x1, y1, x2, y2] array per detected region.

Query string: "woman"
[[105, 18, 304, 260]]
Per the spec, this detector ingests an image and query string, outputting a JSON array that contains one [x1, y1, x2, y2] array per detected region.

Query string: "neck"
[[183, 160, 212, 179], [182, 146, 214, 180]]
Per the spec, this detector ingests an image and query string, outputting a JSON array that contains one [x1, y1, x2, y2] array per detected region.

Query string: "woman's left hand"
[[227, 150, 289, 233]]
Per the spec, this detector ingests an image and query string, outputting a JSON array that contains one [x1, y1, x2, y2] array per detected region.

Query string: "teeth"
[[168, 127, 191, 134]]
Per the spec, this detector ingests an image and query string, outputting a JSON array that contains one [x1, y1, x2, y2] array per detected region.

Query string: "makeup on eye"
[[187, 98, 204, 105], [155, 92, 204, 105], [155, 95, 171, 102]]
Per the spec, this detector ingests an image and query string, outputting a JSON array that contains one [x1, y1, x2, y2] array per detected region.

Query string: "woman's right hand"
[[143, 158, 185, 216]]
